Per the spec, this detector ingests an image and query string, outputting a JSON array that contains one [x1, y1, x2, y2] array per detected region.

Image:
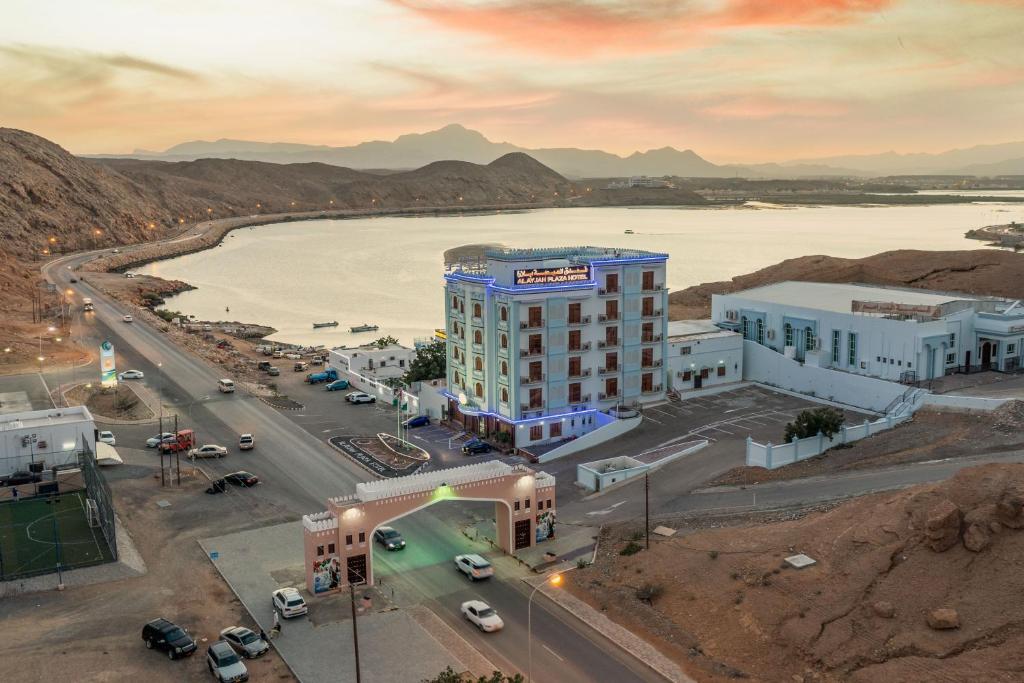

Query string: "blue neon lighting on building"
[[440, 391, 596, 424]]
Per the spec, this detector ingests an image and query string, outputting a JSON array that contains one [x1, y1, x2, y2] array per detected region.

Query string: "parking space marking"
[[648, 406, 676, 418], [643, 414, 665, 425], [704, 425, 734, 435]]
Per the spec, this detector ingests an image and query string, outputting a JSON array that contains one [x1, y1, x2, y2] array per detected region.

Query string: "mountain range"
[[90, 124, 1024, 179]]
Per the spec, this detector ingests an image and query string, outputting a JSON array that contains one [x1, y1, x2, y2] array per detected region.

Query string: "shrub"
[[576, 558, 590, 569], [783, 407, 845, 442], [630, 530, 644, 541], [620, 541, 642, 556], [708, 550, 719, 559], [636, 582, 664, 604]]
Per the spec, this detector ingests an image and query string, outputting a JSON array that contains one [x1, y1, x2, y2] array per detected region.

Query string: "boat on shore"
[[350, 323, 379, 333], [313, 321, 339, 328], [624, 229, 634, 234]]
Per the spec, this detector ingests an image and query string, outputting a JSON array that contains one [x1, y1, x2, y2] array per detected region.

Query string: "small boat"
[[624, 229, 634, 234], [313, 321, 339, 329], [350, 323, 379, 333]]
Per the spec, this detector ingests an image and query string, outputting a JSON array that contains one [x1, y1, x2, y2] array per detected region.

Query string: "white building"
[[329, 344, 417, 380], [0, 405, 96, 476], [628, 176, 670, 188], [443, 246, 669, 448], [667, 320, 743, 392], [712, 281, 1024, 381]]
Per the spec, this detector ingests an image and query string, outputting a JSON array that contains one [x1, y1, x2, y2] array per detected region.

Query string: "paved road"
[[42, 249, 662, 683]]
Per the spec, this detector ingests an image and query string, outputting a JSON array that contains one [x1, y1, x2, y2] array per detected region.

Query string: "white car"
[[98, 431, 116, 446], [272, 587, 308, 618], [461, 600, 504, 633], [206, 640, 248, 682], [238, 434, 254, 450], [346, 392, 376, 404], [284, 352, 302, 360], [118, 370, 144, 380], [146, 432, 176, 448], [454, 554, 494, 581], [122, 314, 133, 323], [188, 444, 227, 459]]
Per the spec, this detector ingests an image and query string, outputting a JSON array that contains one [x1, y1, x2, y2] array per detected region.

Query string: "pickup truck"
[[305, 369, 339, 384]]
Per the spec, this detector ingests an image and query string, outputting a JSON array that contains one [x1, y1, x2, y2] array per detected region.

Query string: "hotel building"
[[443, 246, 669, 448]]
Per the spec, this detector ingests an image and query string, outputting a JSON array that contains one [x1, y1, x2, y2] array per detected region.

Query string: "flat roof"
[[723, 281, 976, 314], [484, 245, 667, 262], [0, 405, 94, 431], [667, 320, 738, 339]]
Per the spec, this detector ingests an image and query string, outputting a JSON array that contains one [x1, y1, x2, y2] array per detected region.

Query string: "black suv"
[[142, 618, 197, 659]]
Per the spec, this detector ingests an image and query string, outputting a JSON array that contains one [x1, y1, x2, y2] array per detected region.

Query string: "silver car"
[[219, 626, 268, 659], [207, 640, 248, 682]]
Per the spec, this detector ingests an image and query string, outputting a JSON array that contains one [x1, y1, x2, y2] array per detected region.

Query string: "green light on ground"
[[432, 484, 454, 502]]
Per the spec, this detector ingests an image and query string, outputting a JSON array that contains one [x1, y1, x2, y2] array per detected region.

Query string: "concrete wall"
[[922, 394, 1011, 411], [743, 340, 907, 413], [668, 332, 743, 393], [576, 439, 709, 491], [746, 413, 913, 469], [537, 412, 642, 463]]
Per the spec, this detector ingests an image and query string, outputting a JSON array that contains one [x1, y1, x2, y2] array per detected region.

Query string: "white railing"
[[302, 511, 339, 533], [355, 460, 529, 501], [746, 414, 913, 469]]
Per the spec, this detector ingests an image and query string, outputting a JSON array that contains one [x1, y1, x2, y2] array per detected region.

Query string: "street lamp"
[[528, 573, 563, 682], [38, 325, 55, 372]]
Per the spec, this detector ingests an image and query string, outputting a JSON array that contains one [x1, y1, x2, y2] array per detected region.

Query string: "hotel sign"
[[851, 300, 941, 318], [514, 265, 591, 287]]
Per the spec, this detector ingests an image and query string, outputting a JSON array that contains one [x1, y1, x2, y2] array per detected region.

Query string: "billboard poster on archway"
[[536, 510, 556, 542], [312, 555, 342, 593], [100, 340, 117, 387]]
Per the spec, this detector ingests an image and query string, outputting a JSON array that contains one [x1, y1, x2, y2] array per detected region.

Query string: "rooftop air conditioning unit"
[[766, 329, 776, 340]]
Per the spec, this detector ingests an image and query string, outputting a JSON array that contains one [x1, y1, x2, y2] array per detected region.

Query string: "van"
[[257, 361, 272, 372], [217, 379, 235, 393]]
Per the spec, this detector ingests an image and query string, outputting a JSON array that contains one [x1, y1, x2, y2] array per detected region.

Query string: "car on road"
[[461, 438, 491, 455], [146, 432, 176, 448], [272, 587, 308, 618], [122, 314, 133, 323], [403, 415, 430, 429], [325, 379, 350, 391], [238, 434, 254, 450], [224, 471, 259, 487], [461, 600, 504, 633], [218, 626, 268, 659], [141, 618, 196, 660], [206, 640, 249, 682], [189, 444, 227, 459], [346, 391, 376, 404], [454, 554, 494, 581], [98, 430, 116, 446], [118, 369, 145, 380], [69, 277, 78, 283], [1, 471, 42, 487], [374, 526, 406, 550], [266, 366, 280, 376]]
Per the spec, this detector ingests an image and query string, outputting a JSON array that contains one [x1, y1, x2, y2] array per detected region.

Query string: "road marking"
[[586, 501, 627, 516], [643, 414, 664, 425], [648, 407, 675, 417], [723, 407, 743, 414], [542, 644, 565, 661]]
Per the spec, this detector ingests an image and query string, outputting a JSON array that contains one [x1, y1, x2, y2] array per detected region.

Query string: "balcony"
[[641, 334, 663, 344], [519, 319, 545, 330], [567, 315, 592, 326], [598, 366, 619, 375], [642, 384, 664, 394], [598, 313, 620, 323], [521, 402, 545, 412], [471, 315, 484, 327], [451, 308, 465, 322], [520, 347, 545, 358], [450, 357, 465, 370], [497, 317, 508, 331], [568, 341, 592, 353], [641, 309, 664, 319], [472, 367, 485, 380], [598, 391, 620, 401], [520, 374, 546, 385], [597, 339, 620, 349], [598, 286, 620, 296], [641, 283, 665, 292], [641, 358, 663, 369], [568, 368, 592, 379], [569, 394, 591, 405]]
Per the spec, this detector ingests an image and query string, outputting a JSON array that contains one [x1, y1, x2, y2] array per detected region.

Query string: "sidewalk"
[[462, 518, 599, 570]]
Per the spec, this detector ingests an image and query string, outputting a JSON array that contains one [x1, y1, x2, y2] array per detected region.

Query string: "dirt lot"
[[710, 402, 1024, 487], [0, 447, 296, 681], [569, 463, 1024, 683], [66, 382, 153, 421]]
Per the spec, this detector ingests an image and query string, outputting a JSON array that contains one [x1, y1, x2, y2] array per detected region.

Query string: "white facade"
[[0, 405, 95, 476], [444, 246, 669, 447], [713, 281, 1024, 382], [666, 320, 743, 392], [329, 344, 416, 380]]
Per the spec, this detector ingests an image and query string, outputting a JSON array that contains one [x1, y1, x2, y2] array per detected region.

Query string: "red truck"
[[159, 429, 195, 454]]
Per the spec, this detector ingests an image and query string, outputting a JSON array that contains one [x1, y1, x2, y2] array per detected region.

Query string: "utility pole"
[[349, 576, 363, 683], [645, 471, 650, 550]]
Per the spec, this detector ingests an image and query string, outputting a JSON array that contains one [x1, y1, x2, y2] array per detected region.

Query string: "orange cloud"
[[391, 0, 893, 57]]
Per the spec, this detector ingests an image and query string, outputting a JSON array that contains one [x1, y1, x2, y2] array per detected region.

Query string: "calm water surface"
[[138, 201, 1024, 346]]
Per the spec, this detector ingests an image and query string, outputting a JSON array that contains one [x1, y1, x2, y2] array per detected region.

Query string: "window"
[[605, 377, 618, 396], [641, 347, 654, 366], [642, 322, 654, 342], [473, 302, 481, 318], [474, 330, 482, 344], [848, 332, 857, 366], [680, 346, 692, 355], [525, 497, 532, 509], [717, 365, 726, 377], [784, 323, 793, 347], [529, 425, 542, 440], [568, 302, 581, 324], [500, 334, 508, 349], [700, 368, 710, 379], [529, 387, 543, 407], [568, 329, 581, 351], [569, 356, 581, 376], [500, 306, 508, 321], [605, 273, 619, 292], [358, 532, 365, 543], [682, 370, 692, 381], [549, 422, 562, 438], [399, 359, 405, 367], [474, 357, 483, 371], [642, 270, 655, 290], [514, 500, 521, 511], [756, 319, 765, 345], [605, 325, 618, 344], [641, 297, 654, 316], [316, 545, 324, 557], [1009, 343, 1017, 355], [946, 353, 956, 364], [569, 382, 581, 403], [475, 382, 483, 398], [501, 387, 508, 403], [529, 334, 542, 353], [741, 317, 750, 340], [831, 330, 841, 364], [528, 306, 543, 326], [950, 332, 956, 347], [380, 360, 385, 367], [641, 373, 653, 391], [806, 327, 815, 350], [328, 543, 335, 554], [529, 360, 542, 381], [500, 360, 508, 375], [605, 299, 619, 318], [345, 534, 353, 546], [605, 352, 618, 371]]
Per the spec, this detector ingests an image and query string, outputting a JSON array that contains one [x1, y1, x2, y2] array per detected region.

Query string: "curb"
[[259, 395, 305, 411], [326, 438, 385, 480]]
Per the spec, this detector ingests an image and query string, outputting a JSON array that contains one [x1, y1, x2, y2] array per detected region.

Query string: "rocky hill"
[[669, 249, 1024, 320]]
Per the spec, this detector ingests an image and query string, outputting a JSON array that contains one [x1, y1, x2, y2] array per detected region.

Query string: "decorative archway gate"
[[302, 461, 556, 594]]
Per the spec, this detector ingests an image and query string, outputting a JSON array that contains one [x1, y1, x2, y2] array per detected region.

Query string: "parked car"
[[310, 356, 325, 366], [224, 471, 259, 487], [346, 392, 376, 404], [203, 324, 213, 332], [189, 444, 227, 459], [461, 438, 491, 455], [403, 415, 430, 428], [454, 554, 494, 581], [272, 350, 283, 359], [98, 430, 116, 446], [141, 618, 196, 660], [69, 277, 78, 283], [293, 362, 309, 372], [266, 366, 280, 376], [325, 379, 350, 391], [257, 361, 272, 372], [206, 478, 227, 494], [125, 272, 136, 279], [218, 626, 268, 659], [1, 471, 42, 487], [461, 600, 504, 633], [206, 640, 249, 682], [238, 434, 254, 450], [122, 314, 133, 323], [374, 526, 406, 551], [118, 369, 144, 380], [146, 432, 176, 448], [284, 352, 302, 360], [272, 587, 308, 618]]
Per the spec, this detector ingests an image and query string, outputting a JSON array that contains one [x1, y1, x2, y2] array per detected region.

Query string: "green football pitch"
[[0, 491, 113, 579]]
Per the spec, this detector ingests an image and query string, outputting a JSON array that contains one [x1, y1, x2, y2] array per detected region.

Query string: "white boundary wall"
[[922, 394, 1011, 412], [746, 414, 913, 469], [743, 340, 906, 413], [538, 414, 642, 463], [576, 440, 709, 491]]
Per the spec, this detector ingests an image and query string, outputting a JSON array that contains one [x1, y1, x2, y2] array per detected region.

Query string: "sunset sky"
[[2, 0, 1023, 162]]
